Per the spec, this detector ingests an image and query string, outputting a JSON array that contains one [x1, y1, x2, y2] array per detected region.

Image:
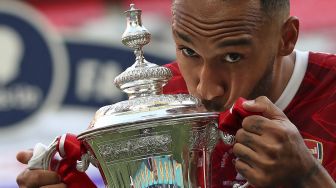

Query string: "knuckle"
[[16, 172, 25, 186], [235, 128, 244, 141], [242, 115, 256, 127], [268, 123, 287, 139], [232, 143, 240, 155], [243, 115, 265, 132], [234, 161, 248, 176], [256, 96, 269, 103], [16, 169, 31, 186], [232, 144, 249, 160], [16, 170, 38, 188], [265, 143, 281, 158]]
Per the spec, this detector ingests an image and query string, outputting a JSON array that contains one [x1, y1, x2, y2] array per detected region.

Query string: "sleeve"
[[163, 62, 189, 95]]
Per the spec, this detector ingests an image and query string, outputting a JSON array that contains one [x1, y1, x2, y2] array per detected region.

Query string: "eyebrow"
[[174, 29, 252, 48], [217, 38, 252, 48], [174, 30, 192, 43]]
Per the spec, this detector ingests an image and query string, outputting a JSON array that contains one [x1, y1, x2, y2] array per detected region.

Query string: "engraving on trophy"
[[98, 134, 172, 163], [141, 128, 151, 135], [207, 122, 219, 151], [189, 121, 219, 151], [189, 125, 207, 150]]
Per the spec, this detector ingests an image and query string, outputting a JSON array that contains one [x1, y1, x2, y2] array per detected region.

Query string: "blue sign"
[[64, 41, 171, 107], [0, 1, 172, 127], [0, 2, 69, 127]]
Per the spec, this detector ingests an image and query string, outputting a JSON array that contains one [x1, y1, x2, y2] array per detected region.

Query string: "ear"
[[279, 16, 299, 56]]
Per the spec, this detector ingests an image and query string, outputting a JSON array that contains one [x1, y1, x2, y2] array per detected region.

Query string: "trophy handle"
[[27, 138, 58, 170], [27, 134, 90, 172]]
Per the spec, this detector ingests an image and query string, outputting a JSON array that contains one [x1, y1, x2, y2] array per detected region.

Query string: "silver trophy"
[[28, 4, 225, 188]]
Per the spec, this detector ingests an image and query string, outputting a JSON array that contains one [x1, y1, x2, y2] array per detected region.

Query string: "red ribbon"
[[56, 133, 96, 188], [218, 97, 261, 135]]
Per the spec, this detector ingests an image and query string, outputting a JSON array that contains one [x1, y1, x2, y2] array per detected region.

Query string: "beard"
[[247, 58, 274, 100]]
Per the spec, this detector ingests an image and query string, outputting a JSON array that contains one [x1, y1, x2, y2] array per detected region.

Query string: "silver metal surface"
[[41, 138, 58, 170], [115, 3, 172, 99], [80, 116, 219, 187]]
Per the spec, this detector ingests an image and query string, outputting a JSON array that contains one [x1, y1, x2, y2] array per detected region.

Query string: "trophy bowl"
[[27, 4, 227, 188], [78, 95, 220, 187]]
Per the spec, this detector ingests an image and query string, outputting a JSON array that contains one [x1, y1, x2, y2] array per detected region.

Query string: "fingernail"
[[243, 100, 255, 106]]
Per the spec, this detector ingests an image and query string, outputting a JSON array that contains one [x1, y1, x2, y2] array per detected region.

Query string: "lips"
[[201, 99, 226, 112]]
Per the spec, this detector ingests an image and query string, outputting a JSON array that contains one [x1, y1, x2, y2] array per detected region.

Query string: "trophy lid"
[[78, 4, 218, 138]]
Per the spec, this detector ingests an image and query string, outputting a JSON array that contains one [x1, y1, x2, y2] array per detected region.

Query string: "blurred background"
[[0, 0, 335, 187]]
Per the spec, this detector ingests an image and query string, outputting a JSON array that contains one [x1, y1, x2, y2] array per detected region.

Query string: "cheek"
[[231, 73, 257, 94], [229, 63, 270, 97]]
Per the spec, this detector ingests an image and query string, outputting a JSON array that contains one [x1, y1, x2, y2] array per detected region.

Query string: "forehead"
[[173, 0, 264, 24], [173, 0, 264, 29], [172, 0, 267, 45]]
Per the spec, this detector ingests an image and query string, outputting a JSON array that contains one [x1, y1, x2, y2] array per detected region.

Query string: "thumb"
[[16, 150, 33, 164], [242, 96, 287, 120]]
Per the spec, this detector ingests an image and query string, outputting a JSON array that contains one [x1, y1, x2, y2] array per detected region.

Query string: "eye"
[[224, 53, 241, 63], [181, 48, 198, 57]]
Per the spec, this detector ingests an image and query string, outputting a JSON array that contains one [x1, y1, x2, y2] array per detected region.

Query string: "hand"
[[232, 96, 318, 187], [16, 150, 66, 188]]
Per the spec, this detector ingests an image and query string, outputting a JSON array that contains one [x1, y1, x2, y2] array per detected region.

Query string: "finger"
[[235, 128, 263, 152], [235, 158, 267, 188], [41, 183, 67, 188], [242, 96, 286, 120], [242, 115, 272, 135], [233, 143, 260, 168], [17, 169, 61, 187], [16, 150, 33, 164], [234, 157, 257, 183]]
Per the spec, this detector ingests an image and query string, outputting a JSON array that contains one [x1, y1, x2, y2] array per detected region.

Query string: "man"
[[17, 0, 336, 187]]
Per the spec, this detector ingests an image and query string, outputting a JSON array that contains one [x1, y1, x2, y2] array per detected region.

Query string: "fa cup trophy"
[[27, 4, 225, 188]]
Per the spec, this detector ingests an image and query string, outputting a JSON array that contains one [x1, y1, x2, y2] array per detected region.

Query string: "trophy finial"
[[114, 4, 172, 99], [121, 3, 150, 51]]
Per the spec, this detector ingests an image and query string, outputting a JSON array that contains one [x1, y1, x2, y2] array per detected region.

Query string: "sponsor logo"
[[0, 1, 69, 127], [304, 139, 323, 163]]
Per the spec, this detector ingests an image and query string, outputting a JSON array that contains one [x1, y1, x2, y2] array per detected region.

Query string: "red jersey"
[[163, 51, 336, 187]]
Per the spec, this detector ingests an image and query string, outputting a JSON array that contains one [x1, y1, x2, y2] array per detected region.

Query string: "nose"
[[196, 65, 225, 101]]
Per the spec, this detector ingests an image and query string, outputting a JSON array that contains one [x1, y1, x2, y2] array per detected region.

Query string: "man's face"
[[172, 0, 282, 111]]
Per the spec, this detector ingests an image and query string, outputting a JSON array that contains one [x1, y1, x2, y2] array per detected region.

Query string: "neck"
[[268, 51, 296, 103]]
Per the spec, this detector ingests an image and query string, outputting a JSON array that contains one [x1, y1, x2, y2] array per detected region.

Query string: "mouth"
[[201, 99, 227, 112]]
